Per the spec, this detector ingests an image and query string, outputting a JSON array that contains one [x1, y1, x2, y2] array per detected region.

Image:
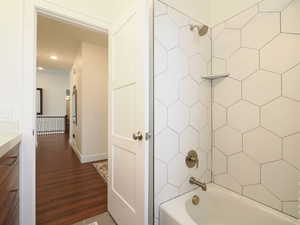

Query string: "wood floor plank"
[[36, 135, 107, 225]]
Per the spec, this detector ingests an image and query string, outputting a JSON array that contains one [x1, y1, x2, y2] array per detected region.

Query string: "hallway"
[[36, 135, 107, 225]]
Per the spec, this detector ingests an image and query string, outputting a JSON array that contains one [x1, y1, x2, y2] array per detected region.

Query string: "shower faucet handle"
[[185, 150, 199, 168]]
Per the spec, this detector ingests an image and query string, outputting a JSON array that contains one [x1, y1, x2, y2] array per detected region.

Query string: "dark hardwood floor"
[[36, 135, 107, 225]]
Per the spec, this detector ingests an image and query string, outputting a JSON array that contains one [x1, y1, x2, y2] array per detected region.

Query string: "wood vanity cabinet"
[[0, 144, 19, 225]]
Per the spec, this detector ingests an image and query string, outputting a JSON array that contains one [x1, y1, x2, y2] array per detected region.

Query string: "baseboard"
[[80, 152, 108, 163], [69, 138, 107, 163]]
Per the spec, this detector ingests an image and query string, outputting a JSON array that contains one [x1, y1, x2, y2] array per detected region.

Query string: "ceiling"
[[37, 15, 108, 72]]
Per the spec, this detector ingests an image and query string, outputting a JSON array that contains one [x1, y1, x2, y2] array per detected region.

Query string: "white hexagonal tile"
[[213, 29, 240, 59], [154, 1, 167, 17], [215, 126, 242, 155], [242, 13, 280, 49], [212, 22, 225, 40], [154, 159, 167, 194], [190, 54, 208, 83], [283, 201, 299, 219], [282, 0, 300, 34], [197, 35, 212, 62], [154, 14, 179, 50], [243, 70, 281, 106], [212, 148, 227, 175], [262, 160, 299, 201], [189, 150, 209, 178], [155, 72, 179, 106], [168, 101, 189, 133], [213, 78, 241, 107], [214, 174, 242, 194], [167, 7, 189, 27], [178, 178, 197, 195], [229, 153, 260, 185], [261, 97, 300, 137], [179, 26, 203, 57], [261, 34, 300, 73], [212, 103, 227, 130], [155, 128, 179, 163], [283, 133, 300, 170], [154, 40, 167, 75], [243, 185, 282, 210], [283, 64, 300, 101], [201, 169, 212, 184], [198, 80, 211, 107], [244, 127, 282, 163], [228, 101, 259, 132], [259, 0, 293, 12], [212, 57, 227, 75], [154, 100, 167, 135], [228, 48, 259, 80], [190, 102, 208, 131], [155, 184, 178, 217], [225, 5, 258, 29], [168, 48, 188, 79], [180, 127, 200, 155], [179, 77, 200, 106], [199, 125, 211, 151], [168, 154, 189, 186]]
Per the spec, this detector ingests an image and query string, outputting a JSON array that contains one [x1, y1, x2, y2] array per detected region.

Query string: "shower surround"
[[154, 0, 299, 223], [154, 1, 212, 223], [211, 0, 299, 219]]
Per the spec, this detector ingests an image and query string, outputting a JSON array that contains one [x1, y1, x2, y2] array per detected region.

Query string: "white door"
[[108, 1, 150, 225]]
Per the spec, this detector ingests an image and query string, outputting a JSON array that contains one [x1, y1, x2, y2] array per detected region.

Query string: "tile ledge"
[[202, 74, 229, 80]]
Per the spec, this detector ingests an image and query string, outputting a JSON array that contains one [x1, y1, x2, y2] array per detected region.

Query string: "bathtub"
[[160, 184, 298, 225]]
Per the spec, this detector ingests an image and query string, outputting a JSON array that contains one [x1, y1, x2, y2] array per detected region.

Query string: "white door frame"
[[22, 1, 154, 224], [22, 1, 110, 225]]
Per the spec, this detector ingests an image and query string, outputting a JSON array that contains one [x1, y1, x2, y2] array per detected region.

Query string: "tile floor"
[[72, 212, 116, 225]]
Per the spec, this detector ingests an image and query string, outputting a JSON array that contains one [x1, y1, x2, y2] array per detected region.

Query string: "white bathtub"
[[160, 184, 298, 225]]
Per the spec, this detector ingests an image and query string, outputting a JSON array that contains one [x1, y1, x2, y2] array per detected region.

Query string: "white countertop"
[[0, 133, 22, 158]]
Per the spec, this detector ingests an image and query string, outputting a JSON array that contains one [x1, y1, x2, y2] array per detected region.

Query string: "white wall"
[[160, 0, 211, 25], [0, 1, 137, 225], [211, 0, 261, 26], [37, 69, 69, 116], [81, 42, 108, 158], [70, 42, 108, 162], [0, 1, 23, 122], [159, 0, 261, 26]]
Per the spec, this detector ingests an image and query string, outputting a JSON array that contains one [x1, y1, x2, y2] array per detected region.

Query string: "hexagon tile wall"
[[154, 0, 300, 223], [212, 0, 300, 219], [154, 1, 212, 223]]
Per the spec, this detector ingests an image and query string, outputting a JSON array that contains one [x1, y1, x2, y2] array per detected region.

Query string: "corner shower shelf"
[[201, 74, 229, 80]]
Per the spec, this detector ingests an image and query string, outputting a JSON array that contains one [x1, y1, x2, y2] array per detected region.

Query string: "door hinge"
[[32, 129, 35, 136], [145, 132, 152, 141]]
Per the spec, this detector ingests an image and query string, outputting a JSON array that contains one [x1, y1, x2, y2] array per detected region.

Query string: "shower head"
[[190, 24, 209, 36]]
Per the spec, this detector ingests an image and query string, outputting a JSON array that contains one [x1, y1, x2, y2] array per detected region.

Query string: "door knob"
[[132, 131, 143, 141]]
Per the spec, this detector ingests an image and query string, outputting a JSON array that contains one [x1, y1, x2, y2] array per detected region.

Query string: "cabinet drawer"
[[0, 160, 19, 193], [0, 145, 19, 166], [0, 156, 17, 167], [6, 145, 19, 158], [0, 190, 18, 225]]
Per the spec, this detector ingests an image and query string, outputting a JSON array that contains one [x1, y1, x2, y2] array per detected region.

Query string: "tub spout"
[[189, 177, 207, 191]]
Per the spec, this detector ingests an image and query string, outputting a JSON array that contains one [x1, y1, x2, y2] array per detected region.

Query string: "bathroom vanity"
[[0, 133, 21, 225]]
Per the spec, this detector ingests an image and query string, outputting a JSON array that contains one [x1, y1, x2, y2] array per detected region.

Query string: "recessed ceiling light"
[[37, 66, 44, 71], [50, 55, 58, 60]]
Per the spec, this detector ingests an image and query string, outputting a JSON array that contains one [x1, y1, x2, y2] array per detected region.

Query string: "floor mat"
[[93, 160, 108, 183]]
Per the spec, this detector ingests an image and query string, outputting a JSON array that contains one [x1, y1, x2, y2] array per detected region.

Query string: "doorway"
[[22, 1, 153, 224], [36, 14, 112, 225]]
